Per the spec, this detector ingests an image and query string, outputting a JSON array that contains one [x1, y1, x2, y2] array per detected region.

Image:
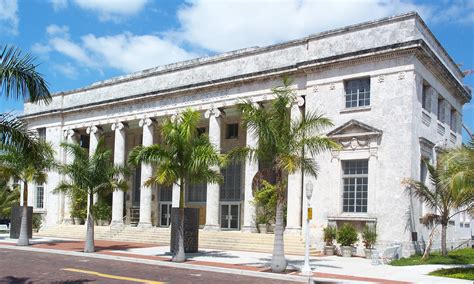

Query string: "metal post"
[[301, 182, 313, 276]]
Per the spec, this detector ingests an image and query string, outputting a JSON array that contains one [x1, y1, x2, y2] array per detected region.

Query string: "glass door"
[[220, 203, 240, 230], [160, 203, 172, 227]]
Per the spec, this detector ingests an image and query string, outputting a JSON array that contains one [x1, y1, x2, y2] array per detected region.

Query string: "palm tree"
[[404, 154, 474, 256], [227, 78, 338, 272], [129, 109, 222, 262], [0, 45, 51, 151], [0, 179, 20, 219], [56, 138, 128, 253], [0, 140, 55, 245]]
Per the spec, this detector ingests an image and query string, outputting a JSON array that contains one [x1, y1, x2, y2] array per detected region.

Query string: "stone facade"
[[22, 13, 471, 256]]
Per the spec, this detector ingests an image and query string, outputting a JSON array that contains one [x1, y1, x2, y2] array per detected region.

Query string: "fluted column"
[[286, 96, 304, 235], [204, 108, 221, 231], [62, 129, 79, 224], [138, 118, 154, 228], [86, 125, 102, 204], [172, 183, 180, 208], [242, 121, 258, 233], [111, 122, 127, 227]]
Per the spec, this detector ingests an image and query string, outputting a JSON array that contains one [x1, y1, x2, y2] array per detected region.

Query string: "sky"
[[1, 0, 473, 136]]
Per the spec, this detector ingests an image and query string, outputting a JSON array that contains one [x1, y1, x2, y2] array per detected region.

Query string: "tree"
[[0, 179, 20, 219], [404, 151, 474, 257], [0, 45, 51, 151], [0, 140, 55, 245], [56, 138, 128, 253], [227, 78, 338, 272], [129, 109, 222, 262]]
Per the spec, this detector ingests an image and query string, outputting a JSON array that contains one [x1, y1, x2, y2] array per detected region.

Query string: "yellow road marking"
[[61, 268, 165, 284]]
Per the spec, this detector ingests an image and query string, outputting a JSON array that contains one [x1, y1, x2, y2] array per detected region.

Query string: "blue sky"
[[1, 0, 473, 136]]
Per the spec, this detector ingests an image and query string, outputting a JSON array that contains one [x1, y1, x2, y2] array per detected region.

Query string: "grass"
[[429, 267, 474, 280], [390, 248, 474, 266]]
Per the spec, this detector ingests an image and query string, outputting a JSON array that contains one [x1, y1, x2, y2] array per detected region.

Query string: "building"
[[22, 12, 472, 256]]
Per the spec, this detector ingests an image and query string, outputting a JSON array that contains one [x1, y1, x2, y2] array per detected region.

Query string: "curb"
[[1, 245, 343, 283]]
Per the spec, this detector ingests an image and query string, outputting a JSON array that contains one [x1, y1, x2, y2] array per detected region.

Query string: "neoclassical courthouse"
[[22, 13, 472, 255]]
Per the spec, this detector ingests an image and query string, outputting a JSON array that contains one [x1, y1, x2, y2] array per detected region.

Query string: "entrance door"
[[220, 203, 240, 230], [160, 203, 172, 227]]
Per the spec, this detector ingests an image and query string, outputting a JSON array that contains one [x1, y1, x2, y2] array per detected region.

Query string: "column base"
[[137, 222, 152, 228], [241, 225, 258, 233], [63, 218, 73, 225], [285, 227, 302, 235], [110, 220, 124, 228], [203, 224, 220, 231]]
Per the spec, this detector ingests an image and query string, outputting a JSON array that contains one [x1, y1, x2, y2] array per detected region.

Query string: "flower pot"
[[268, 224, 275, 233], [258, 224, 267, 234], [341, 246, 353, 257], [324, 245, 335, 256], [364, 248, 375, 259], [73, 218, 81, 225], [98, 220, 110, 226]]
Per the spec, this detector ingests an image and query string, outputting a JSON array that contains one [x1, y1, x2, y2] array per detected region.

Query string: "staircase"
[[38, 225, 320, 256]]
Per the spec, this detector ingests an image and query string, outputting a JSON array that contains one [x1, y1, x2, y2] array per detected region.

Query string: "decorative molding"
[[138, 118, 154, 128], [111, 121, 128, 131], [204, 107, 222, 119], [329, 83, 335, 90], [86, 125, 102, 135], [63, 129, 77, 138], [313, 85, 319, 93], [294, 96, 305, 107], [377, 75, 385, 83], [398, 72, 406, 80], [341, 137, 369, 150]]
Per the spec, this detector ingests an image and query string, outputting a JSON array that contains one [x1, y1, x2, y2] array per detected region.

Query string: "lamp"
[[301, 181, 314, 276]]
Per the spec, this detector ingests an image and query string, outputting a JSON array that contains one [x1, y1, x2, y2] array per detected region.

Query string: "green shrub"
[[253, 180, 277, 225], [70, 190, 87, 220], [336, 223, 358, 246], [32, 213, 42, 231], [323, 226, 337, 246], [93, 201, 111, 221], [362, 225, 377, 249]]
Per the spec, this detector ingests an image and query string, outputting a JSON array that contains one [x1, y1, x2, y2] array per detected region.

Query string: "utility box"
[[10, 205, 33, 239]]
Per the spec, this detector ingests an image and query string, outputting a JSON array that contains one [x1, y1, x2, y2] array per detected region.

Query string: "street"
[[0, 248, 297, 283]]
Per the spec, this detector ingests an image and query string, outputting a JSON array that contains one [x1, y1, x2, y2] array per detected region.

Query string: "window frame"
[[344, 78, 371, 109], [36, 185, 44, 209], [437, 96, 445, 123], [422, 82, 431, 112], [342, 160, 368, 213], [226, 123, 239, 139]]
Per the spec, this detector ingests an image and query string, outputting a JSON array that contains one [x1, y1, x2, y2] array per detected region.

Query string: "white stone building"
[[22, 13, 472, 256]]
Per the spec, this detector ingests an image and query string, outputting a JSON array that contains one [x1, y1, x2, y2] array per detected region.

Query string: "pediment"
[[327, 120, 382, 139]]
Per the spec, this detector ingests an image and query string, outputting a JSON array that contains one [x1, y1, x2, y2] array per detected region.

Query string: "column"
[[111, 122, 127, 226], [138, 118, 154, 228], [242, 124, 258, 233], [172, 183, 180, 208], [286, 96, 305, 235], [204, 108, 221, 231], [62, 129, 79, 224], [86, 125, 102, 204]]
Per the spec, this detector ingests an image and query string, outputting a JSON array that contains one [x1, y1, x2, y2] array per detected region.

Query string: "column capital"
[[86, 124, 103, 135], [111, 121, 128, 131], [63, 128, 78, 139], [138, 117, 154, 128], [204, 107, 222, 119], [291, 96, 305, 108]]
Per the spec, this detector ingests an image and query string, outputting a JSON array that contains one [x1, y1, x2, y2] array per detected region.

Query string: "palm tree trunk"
[[422, 225, 437, 260], [17, 181, 29, 246], [441, 223, 447, 256], [84, 192, 95, 253], [271, 197, 287, 272], [173, 179, 186, 262]]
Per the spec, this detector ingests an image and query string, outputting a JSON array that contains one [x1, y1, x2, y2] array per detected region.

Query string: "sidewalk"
[[0, 234, 471, 283]]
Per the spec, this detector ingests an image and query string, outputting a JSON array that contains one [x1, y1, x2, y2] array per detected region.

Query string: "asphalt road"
[[0, 248, 297, 284]]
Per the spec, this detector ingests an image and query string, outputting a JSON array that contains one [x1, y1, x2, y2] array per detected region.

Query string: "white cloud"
[[46, 24, 70, 37], [49, 0, 68, 11], [174, 0, 431, 53], [54, 62, 79, 79], [430, 0, 474, 24], [0, 0, 19, 35], [73, 0, 149, 21], [31, 43, 52, 54], [49, 37, 96, 66]]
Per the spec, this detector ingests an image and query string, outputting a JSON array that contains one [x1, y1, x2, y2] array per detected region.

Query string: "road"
[[0, 248, 297, 283]]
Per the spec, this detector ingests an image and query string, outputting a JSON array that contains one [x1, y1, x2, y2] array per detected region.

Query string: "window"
[[422, 83, 431, 111], [197, 127, 206, 136], [36, 185, 44, 209], [220, 163, 241, 201], [226, 123, 239, 139], [187, 183, 207, 202], [37, 128, 46, 140], [342, 160, 368, 213], [437, 97, 445, 123], [159, 185, 172, 202], [345, 78, 370, 108], [80, 135, 90, 149], [450, 108, 457, 131]]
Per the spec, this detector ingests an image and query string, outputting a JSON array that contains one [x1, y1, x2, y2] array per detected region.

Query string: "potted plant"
[[253, 180, 276, 234], [323, 226, 337, 255], [256, 215, 268, 234], [362, 225, 377, 258], [93, 201, 111, 226], [336, 223, 358, 257]]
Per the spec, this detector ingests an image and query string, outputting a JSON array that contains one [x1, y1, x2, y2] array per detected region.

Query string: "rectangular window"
[[345, 78, 370, 108], [187, 183, 207, 202], [226, 123, 239, 139], [342, 160, 368, 213], [422, 83, 431, 111], [159, 185, 172, 202], [37, 128, 46, 140], [437, 97, 445, 123], [220, 163, 242, 201], [36, 186, 44, 209], [450, 108, 457, 131]]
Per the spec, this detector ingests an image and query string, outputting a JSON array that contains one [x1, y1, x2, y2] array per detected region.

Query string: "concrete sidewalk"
[[0, 234, 471, 283]]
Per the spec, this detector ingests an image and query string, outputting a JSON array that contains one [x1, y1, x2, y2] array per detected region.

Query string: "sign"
[[307, 208, 312, 220]]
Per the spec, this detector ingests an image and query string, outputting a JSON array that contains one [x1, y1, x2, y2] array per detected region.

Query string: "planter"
[[258, 224, 267, 234], [73, 218, 82, 225], [98, 220, 110, 226], [324, 245, 335, 256], [268, 224, 275, 233], [170, 208, 199, 253], [10, 205, 33, 239], [364, 248, 375, 259], [341, 246, 353, 257]]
